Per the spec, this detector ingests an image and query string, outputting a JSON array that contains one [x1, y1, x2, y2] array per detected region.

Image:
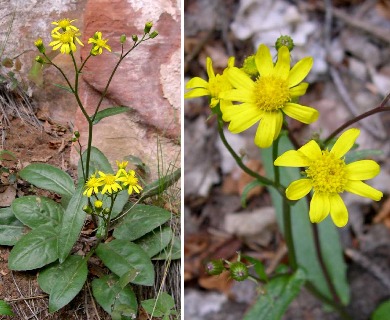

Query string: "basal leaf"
[[12, 196, 63, 229], [134, 226, 173, 258], [371, 299, 390, 320], [241, 180, 264, 208], [77, 147, 113, 180], [0, 300, 14, 316], [91, 106, 130, 125], [140, 168, 181, 201], [19, 163, 74, 198], [57, 184, 87, 263], [8, 225, 58, 270], [113, 204, 171, 241], [0, 207, 25, 246], [96, 240, 154, 286], [152, 235, 181, 260], [141, 292, 175, 318]]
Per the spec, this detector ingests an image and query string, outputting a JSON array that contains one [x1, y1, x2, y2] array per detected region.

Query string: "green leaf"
[[98, 189, 129, 219], [371, 299, 390, 320], [345, 149, 383, 163], [96, 240, 154, 286], [78, 147, 113, 180], [141, 292, 175, 317], [8, 225, 58, 270], [152, 235, 181, 260], [0, 300, 14, 316], [92, 274, 138, 318], [242, 255, 268, 282], [38, 255, 88, 312], [12, 196, 63, 229], [91, 106, 130, 125], [0, 207, 25, 246], [19, 163, 75, 198], [57, 184, 87, 263], [0, 149, 16, 161], [244, 269, 306, 319], [134, 226, 173, 258], [118, 268, 139, 288], [140, 168, 181, 200], [53, 83, 73, 93], [113, 204, 171, 241], [241, 180, 264, 208], [261, 135, 350, 305]]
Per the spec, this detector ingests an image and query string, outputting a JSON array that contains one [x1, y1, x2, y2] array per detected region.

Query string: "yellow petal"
[[329, 193, 348, 227], [273, 46, 290, 80], [255, 44, 273, 77], [298, 140, 322, 161], [309, 192, 330, 223], [289, 82, 309, 97], [254, 112, 278, 148], [273, 110, 283, 140], [206, 57, 215, 79], [345, 160, 380, 180], [344, 180, 383, 201], [330, 128, 360, 159], [227, 67, 255, 92], [274, 150, 310, 167], [283, 103, 319, 124], [186, 77, 208, 89], [184, 88, 210, 99], [225, 103, 262, 133], [286, 179, 312, 200], [220, 89, 254, 103], [288, 56, 313, 87]]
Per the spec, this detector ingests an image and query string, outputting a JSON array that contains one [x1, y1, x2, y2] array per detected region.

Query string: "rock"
[[0, 186, 16, 207], [184, 289, 227, 320]]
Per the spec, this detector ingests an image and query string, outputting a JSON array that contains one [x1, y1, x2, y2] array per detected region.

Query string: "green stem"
[[282, 194, 297, 270], [272, 136, 280, 186]]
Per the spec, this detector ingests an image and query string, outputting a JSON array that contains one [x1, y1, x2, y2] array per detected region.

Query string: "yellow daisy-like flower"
[[88, 32, 112, 55], [185, 57, 235, 109], [51, 18, 79, 33], [49, 29, 84, 54], [83, 173, 104, 197], [117, 170, 143, 195], [274, 128, 383, 227], [219, 44, 319, 148], [98, 171, 122, 195]]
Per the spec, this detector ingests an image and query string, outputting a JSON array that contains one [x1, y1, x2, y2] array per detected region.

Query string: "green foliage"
[[135, 226, 173, 258], [141, 292, 177, 319], [0, 300, 14, 316], [244, 269, 306, 320], [140, 168, 181, 201], [242, 255, 268, 282], [0, 207, 25, 246], [371, 299, 390, 320], [240, 180, 264, 208], [91, 106, 131, 125], [152, 235, 181, 260], [77, 146, 114, 180], [261, 135, 350, 306]]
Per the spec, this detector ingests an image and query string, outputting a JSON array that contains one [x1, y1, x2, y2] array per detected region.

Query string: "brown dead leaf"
[[199, 271, 233, 294], [373, 197, 390, 223], [0, 186, 16, 206]]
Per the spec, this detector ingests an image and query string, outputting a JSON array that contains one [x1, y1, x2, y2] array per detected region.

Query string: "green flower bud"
[[144, 21, 153, 34], [82, 205, 93, 214], [94, 200, 103, 208], [35, 56, 45, 64], [132, 34, 138, 42], [229, 261, 249, 281], [241, 55, 258, 78], [205, 259, 225, 276], [149, 31, 158, 39], [103, 208, 110, 216], [34, 38, 45, 53], [74, 131, 80, 138], [275, 35, 294, 52], [120, 34, 126, 44]]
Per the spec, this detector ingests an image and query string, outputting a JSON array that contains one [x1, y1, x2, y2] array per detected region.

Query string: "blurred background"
[[184, 0, 390, 319]]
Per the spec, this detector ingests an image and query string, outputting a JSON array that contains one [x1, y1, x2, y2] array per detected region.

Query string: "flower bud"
[[205, 259, 225, 276], [34, 38, 45, 53], [144, 21, 153, 34], [103, 208, 110, 216], [241, 55, 258, 78], [132, 34, 138, 42], [94, 200, 103, 209], [149, 31, 158, 39], [74, 131, 80, 138], [82, 205, 93, 214], [275, 35, 294, 52], [120, 34, 126, 44], [35, 56, 45, 64], [229, 261, 249, 281]]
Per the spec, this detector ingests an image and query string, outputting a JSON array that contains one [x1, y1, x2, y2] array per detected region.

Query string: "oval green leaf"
[[77, 147, 113, 180], [19, 163, 74, 198], [91, 106, 130, 125], [371, 299, 390, 320], [134, 226, 173, 258], [12, 196, 63, 229], [96, 240, 154, 286], [113, 204, 171, 241], [0, 300, 14, 316], [0, 207, 25, 246], [152, 235, 181, 260], [8, 225, 58, 270], [141, 292, 175, 317]]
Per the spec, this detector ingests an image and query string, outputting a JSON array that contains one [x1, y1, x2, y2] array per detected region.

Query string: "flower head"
[[185, 57, 235, 109], [274, 128, 383, 227], [49, 29, 84, 54], [98, 171, 122, 194], [34, 38, 45, 53], [88, 32, 111, 55], [51, 18, 79, 33], [83, 173, 104, 197], [117, 170, 143, 195], [220, 44, 318, 148]]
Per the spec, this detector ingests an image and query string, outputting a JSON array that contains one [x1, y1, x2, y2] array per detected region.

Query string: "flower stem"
[[324, 92, 390, 144], [282, 195, 297, 270]]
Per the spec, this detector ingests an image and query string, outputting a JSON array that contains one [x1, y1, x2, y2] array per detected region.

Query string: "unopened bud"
[[132, 34, 138, 42], [103, 208, 110, 215], [241, 55, 258, 78], [94, 200, 103, 209], [149, 31, 158, 39], [82, 205, 93, 214], [34, 38, 45, 53], [74, 131, 80, 138], [275, 35, 294, 52], [120, 34, 126, 44], [144, 21, 153, 34], [205, 259, 225, 276], [35, 56, 45, 64], [229, 261, 249, 281]]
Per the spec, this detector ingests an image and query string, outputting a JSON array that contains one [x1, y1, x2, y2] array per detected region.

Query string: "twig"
[[86, 280, 101, 320], [345, 248, 390, 291], [10, 272, 39, 320], [5, 295, 48, 302]]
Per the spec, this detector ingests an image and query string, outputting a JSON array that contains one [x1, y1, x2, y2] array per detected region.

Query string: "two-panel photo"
[[0, 0, 389, 319]]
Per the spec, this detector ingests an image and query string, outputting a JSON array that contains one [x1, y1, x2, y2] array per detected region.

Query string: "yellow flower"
[[219, 44, 318, 148], [83, 174, 104, 197], [117, 170, 143, 195], [94, 200, 103, 209], [51, 18, 79, 33], [185, 57, 235, 109], [49, 29, 84, 54], [98, 171, 122, 195], [274, 128, 383, 227], [88, 32, 112, 55]]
